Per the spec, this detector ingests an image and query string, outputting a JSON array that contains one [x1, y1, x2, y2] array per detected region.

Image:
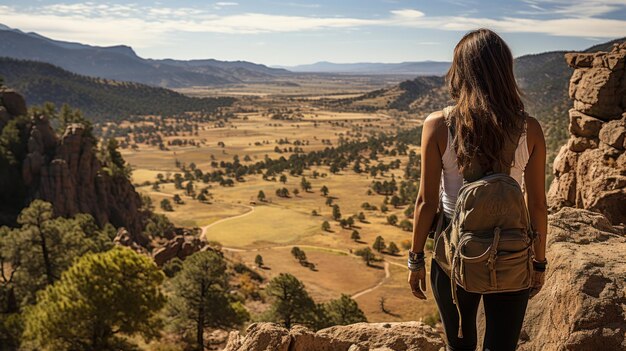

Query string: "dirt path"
[[201, 204, 255, 237], [351, 261, 391, 299]]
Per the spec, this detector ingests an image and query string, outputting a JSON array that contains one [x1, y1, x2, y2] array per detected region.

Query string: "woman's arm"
[[410, 112, 445, 254], [524, 116, 548, 261], [408, 111, 445, 300]]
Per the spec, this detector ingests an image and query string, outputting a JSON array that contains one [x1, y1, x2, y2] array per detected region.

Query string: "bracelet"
[[533, 258, 547, 272], [408, 250, 425, 263], [408, 259, 425, 272]]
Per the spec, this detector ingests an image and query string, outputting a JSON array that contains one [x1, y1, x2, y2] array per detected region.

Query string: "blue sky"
[[1, 0, 625, 65]]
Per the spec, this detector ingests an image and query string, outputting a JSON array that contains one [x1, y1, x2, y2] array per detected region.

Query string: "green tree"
[[320, 185, 329, 196], [323, 294, 367, 326], [390, 195, 401, 208], [0, 201, 113, 306], [167, 251, 248, 350], [332, 204, 341, 221], [354, 248, 375, 266], [257, 190, 266, 202], [322, 221, 331, 232], [387, 242, 400, 255], [387, 214, 398, 226], [291, 247, 307, 263], [351, 230, 360, 242], [399, 219, 413, 231], [23, 247, 165, 351], [280, 174, 287, 184], [325, 197, 333, 206], [265, 273, 316, 329], [255, 254, 264, 268], [357, 212, 366, 222], [373, 236, 386, 253], [160, 199, 174, 211], [173, 194, 184, 204]]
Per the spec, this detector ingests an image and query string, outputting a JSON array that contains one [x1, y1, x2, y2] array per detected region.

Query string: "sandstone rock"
[[599, 119, 626, 150], [317, 322, 444, 351], [570, 67, 624, 120], [576, 148, 626, 224], [552, 145, 578, 177], [221, 322, 444, 351], [567, 136, 598, 152], [516, 208, 626, 351], [547, 171, 577, 208], [0, 89, 27, 116], [565, 53, 594, 68], [568, 109, 603, 138], [152, 233, 209, 266], [550, 46, 626, 225], [222, 323, 291, 351]]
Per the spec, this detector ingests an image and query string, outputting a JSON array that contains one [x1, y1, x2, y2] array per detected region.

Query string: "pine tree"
[[373, 236, 386, 253], [255, 254, 264, 268], [168, 251, 248, 350], [23, 247, 165, 351], [265, 273, 317, 329]]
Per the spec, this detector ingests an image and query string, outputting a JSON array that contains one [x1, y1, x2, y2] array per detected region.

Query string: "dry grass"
[[124, 93, 434, 323]]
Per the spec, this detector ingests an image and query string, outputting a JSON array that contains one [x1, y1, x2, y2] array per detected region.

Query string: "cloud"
[[0, 2, 624, 49]]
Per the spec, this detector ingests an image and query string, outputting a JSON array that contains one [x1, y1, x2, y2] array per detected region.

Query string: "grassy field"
[[125, 91, 432, 323]]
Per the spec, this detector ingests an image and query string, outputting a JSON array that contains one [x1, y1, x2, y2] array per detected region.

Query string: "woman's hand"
[[408, 268, 427, 300]]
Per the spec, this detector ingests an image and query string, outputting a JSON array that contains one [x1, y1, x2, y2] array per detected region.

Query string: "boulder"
[[317, 322, 444, 351], [221, 322, 444, 351], [598, 119, 626, 150], [0, 89, 27, 116], [567, 136, 598, 153], [569, 65, 624, 120], [568, 109, 603, 138], [516, 208, 626, 351], [575, 148, 626, 224], [222, 323, 291, 351]]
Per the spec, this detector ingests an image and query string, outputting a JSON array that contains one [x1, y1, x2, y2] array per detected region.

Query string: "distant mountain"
[[0, 24, 289, 88], [0, 58, 235, 123], [277, 61, 451, 75], [328, 76, 449, 112]]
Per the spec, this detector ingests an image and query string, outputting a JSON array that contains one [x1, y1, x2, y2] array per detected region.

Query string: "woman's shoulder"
[[524, 113, 543, 138], [424, 110, 448, 129]]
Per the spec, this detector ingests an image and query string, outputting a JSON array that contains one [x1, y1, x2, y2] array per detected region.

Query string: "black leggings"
[[431, 259, 530, 351]]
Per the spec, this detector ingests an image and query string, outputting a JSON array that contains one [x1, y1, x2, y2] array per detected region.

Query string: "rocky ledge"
[[222, 322, 445, 351]]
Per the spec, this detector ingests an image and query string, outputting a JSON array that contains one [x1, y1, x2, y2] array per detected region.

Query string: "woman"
[[407, 29, 548, 351]]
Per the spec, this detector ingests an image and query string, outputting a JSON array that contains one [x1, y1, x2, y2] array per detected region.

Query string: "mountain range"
[[274, 61, 451, 75], [0, 24, 290, 88]]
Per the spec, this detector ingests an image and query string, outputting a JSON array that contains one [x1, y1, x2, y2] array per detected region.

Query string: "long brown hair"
[[446, 28, 525, 175]]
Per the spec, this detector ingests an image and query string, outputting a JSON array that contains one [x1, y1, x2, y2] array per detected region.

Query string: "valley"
[[118, 86, 439, 324]]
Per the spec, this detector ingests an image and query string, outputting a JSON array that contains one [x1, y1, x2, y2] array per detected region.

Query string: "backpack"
[[432, 106, 536, 338]]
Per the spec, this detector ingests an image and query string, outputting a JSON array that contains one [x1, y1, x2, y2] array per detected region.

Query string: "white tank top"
[[440, 107, 530, 217]]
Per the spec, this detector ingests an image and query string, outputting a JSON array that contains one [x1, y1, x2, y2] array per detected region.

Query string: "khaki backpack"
[[433, 106, 536, 338]]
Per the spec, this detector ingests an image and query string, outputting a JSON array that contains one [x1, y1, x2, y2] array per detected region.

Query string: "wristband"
[[533, 258, 547, 272]]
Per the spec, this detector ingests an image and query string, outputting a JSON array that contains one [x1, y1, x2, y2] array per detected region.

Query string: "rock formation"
[[222, 322, 444, 351], [0, 88, 149, 245], [548, 42, 626, 225], [152, 232, 213, 266]]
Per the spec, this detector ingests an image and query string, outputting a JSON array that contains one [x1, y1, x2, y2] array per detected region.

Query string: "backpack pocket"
[[456, 233, 532, 293]]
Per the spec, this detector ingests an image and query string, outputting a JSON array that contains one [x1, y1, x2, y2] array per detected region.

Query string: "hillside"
[[331, 37, 626, 180], [0, 58, 235, 123], [0, 25, 290, 88]]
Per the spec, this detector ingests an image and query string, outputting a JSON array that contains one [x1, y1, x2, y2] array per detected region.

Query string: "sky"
[[1, 0, 625, 65]]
